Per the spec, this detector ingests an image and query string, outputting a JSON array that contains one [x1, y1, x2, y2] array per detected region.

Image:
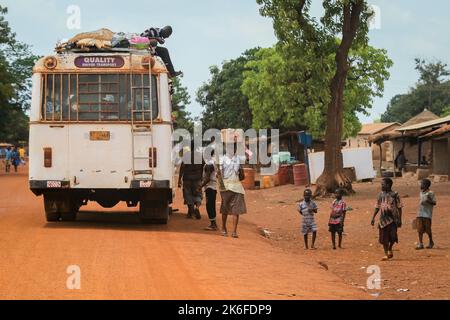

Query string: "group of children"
[[298, 178, 437, 261]]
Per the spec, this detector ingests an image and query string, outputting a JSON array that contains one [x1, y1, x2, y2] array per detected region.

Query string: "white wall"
[[308, 148, 376, 184]]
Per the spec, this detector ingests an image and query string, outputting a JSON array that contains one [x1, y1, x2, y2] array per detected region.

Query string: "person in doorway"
[[141, 26, 182, 78], [415, 179, 436, 250], [218, 142, 247, 238], [395, 150, 407, 173], [298, 189, 318, 250], [371, 178, 403, 261], [178, 144, 203, 219]]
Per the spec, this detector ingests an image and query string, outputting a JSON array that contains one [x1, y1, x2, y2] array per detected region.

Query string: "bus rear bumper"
[[30, 180, 173, 205]]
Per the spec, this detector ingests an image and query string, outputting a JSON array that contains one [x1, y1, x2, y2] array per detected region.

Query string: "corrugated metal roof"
[[396, 115, 450, 132]]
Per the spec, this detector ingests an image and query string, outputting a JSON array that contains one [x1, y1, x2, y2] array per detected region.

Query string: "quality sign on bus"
[[75, 56, 125, 68]]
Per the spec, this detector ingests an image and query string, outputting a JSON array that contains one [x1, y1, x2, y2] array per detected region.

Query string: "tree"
[[242, 44, 391, 139], [197, 48, 259, 130], [0, 5, 40, 143], [171, 76, 194, 131], [257, 0, 386, 195], [381, 59, 450, 123]]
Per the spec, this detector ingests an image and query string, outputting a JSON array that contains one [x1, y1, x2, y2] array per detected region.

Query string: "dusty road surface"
[[0, 166, 363, 300], [245, 179, 450, 300]]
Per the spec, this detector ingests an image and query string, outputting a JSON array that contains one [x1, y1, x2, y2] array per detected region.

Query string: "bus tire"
[[60, 201, 79, 222], [61, 211, 77, 222], [45, 211, 61, 222], [44, 196, 61, 222], [139, 201, 170, 225]]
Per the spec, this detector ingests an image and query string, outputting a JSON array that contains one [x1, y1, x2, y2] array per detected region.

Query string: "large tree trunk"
[[315, 1, 364, 197]]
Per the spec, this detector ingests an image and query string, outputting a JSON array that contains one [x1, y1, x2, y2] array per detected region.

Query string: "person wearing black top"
[[141, 26, 182, 78]]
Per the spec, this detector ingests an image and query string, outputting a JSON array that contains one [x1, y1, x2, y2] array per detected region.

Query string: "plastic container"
[[262, 176, 272, 189], [278, 152, 291, 163]]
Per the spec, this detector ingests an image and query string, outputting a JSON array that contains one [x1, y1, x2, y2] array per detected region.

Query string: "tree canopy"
[[196, 48, 258, 130], [171, 76, 194, 131], [242, 43, 392, 138], [0, 5, 39, 143], [381, 59, 450, 123]]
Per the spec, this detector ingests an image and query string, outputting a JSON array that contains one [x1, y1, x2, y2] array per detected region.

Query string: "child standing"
[[200, 149, 218, 231], [298, 189, 318, 250], [329, 189, 347, 250], [371, 178, 403, 261], [416, 179, 436, 250]]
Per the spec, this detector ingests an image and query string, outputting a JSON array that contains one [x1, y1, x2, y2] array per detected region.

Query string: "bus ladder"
[[130, 51, 156, 181]]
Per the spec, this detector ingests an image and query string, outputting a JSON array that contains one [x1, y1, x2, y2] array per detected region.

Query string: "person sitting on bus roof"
[[141, 26, 182, 78]]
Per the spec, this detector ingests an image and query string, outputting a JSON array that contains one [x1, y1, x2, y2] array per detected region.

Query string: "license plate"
[[139, 181, 152, 188], [47, 181, 62, 188], [90, 131, 110, 141]]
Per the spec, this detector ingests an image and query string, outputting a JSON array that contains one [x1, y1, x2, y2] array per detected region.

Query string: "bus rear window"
[[40, 74, 158, 122]]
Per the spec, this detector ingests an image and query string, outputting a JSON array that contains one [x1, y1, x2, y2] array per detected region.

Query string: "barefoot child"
[[298, 189, 318, 250], [416, 179, 436, 250], [371, 178, 403, 261], [329, 189, 347, 250]]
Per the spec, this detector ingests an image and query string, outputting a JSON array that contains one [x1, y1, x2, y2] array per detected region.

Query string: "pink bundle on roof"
[[129, 36, 150, 50]]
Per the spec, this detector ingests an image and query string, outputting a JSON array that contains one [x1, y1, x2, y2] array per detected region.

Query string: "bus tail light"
[[43, 148, 52, 168], [149, 148, 157, 168]]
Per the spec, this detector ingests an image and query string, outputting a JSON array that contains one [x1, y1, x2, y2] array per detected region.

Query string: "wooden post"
[[392, 141, 396, 179], [379, 143, 383, 177], [418, 137, 422, 170]]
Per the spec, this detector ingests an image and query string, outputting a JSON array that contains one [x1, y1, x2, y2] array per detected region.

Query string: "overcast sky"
[[3, 0, 450, 124]]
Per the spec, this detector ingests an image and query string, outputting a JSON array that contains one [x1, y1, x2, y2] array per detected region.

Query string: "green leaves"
[[171, 76, 194, 131], [241, 43, 392, 138], [382, 59, 450, 123], [0, 5, 40, 142], [196, 49, 258, 130]]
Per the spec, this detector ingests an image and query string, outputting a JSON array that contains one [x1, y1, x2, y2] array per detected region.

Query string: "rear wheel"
[[44, 196, 61, 222], [139, 200, 170, 225], [45, 211, 61, 222], [60, 210, 78, 222], [43, 194, 79, 222]]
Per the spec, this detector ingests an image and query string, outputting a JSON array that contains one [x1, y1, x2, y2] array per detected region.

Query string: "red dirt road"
[[245, 179, 450, 300], [0, 166, 363, 300]]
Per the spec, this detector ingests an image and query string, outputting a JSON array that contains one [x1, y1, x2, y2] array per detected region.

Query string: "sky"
[[2, 0, 450, 124]]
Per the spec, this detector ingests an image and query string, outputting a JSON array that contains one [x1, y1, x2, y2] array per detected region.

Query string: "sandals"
[[231, 232, 239, 239], [221, 230, 228, 237], [415, 244, 425, 250], [426, 242, 434, 249], [388, 251, 394, 259]]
